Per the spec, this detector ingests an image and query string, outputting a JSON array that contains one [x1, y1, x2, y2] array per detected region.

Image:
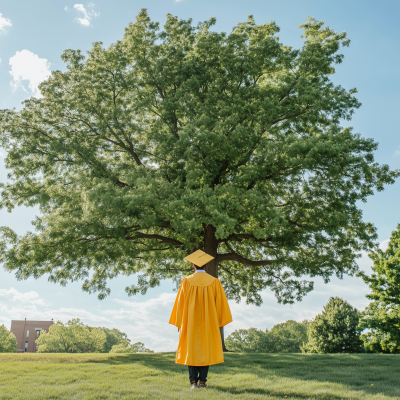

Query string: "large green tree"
[[0, 324, 17, 353], [0, 11, 397, 309], [302, 297, 363, 353], [358, 225, 400, 353]]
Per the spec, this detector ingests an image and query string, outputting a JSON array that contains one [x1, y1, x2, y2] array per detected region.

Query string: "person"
[[169, 250, 233, 389]]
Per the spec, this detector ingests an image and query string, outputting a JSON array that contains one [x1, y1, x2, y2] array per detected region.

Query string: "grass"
[[0, 352, 399, 399]]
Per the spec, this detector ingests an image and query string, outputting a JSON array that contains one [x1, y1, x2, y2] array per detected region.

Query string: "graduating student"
[[169, 250, 233, 389]]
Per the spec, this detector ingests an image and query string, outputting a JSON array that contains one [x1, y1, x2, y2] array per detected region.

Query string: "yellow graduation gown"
[[169, 272, 233, 366]]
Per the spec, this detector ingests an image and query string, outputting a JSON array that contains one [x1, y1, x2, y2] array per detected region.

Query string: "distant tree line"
[[226, 297, 363, 354], [226, 224, 400, 354], [35, 318, 153, 353], [0, 319, 153, 354], [225, 320, 309, 353]]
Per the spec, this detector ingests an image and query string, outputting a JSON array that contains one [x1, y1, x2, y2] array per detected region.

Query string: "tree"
[[36, 319, 106, 353], [97, 327, 131, 353], [0, 10, 397, 311], [109, 342, 154, 353], [269, 320, 309, 353], [225, 327, 271, 352], [302, 297, 363, 353], [225, 320, 308, 353], [358, 225, 400, 353], [0, 324, 17, 353]]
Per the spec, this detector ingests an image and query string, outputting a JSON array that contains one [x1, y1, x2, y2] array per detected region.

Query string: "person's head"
[[193, 263, 205, 271]]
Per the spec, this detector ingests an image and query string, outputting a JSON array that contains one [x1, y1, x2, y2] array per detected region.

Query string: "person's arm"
[[169, 279, 186, 330], [215, 279, 233, 327]]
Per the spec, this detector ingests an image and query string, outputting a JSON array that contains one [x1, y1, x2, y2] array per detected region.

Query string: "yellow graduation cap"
[[184, 250, 214, 267]]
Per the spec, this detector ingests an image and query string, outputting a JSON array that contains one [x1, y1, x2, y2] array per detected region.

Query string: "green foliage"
[[225, 320, 308, 352], [36, 319, 107, 353], [109, 342, 154, 353], [302, 297, 363, 353], [358, 225, 400, 353], [269, 320, 309, 353], [0, 324, 17, 353], [36, 319, 151, 354], [0, 10, 398, 305], [97, 327, 131, 353], [225, 327, 271, 352]]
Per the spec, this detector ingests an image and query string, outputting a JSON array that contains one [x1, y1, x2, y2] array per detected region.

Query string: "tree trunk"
[[204, 225, 219, 278], [204, 225, 230, 352]]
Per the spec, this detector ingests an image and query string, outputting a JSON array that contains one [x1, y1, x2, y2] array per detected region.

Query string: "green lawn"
[[0, 352, 399, 399]]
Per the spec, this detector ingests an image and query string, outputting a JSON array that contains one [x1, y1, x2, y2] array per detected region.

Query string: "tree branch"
[[221, 233, 273, 244], [217, 252, 275, 266], [126, 233, 183, 246]]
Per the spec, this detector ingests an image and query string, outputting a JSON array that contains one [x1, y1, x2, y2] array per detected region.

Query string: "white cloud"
[[106, 293, 179, 350], [0, 287, 109, 331], [394, 149, 400, 157], [73, 3, 99, 26], [379, 238, 390, 251], [0, 150, 4, 157], [0, 287, 46, 306], [0, 13, 12, 32], [9, 50, 51, 98], [64, 6, 69, 11]]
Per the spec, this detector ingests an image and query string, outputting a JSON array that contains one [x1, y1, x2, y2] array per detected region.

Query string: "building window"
[[35, 345, 39, 352], [36, 329, 42, 338], [26, 330, 29, 338], [25, 341, 28, 352]]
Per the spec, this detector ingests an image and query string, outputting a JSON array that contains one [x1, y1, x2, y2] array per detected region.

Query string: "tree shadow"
[[210, 385, 348, 400], [213, 353, 400, 398], [88, 352, 400, 398]]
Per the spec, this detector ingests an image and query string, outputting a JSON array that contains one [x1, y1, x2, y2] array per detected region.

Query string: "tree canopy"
[[0, 324, 17, 353], [0, 9, 398, 305], [35, 319, 150, 354], [358, 225, 400, 353], [98, 327, 131, 353], [225, 327, 271, 352], [36, 319, 107, 353], [109, 342, 154, 353], [302, 297, 363, 353]]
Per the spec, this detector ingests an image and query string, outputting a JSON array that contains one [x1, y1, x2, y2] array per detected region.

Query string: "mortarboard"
[[184, 250, 214, 267]]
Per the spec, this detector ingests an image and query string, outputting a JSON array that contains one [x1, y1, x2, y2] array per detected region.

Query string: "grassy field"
[[0, 352, 399, 399]]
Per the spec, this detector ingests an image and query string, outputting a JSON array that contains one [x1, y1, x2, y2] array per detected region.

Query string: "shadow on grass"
[[88, 352, 400, 398], [211, 385, 347, 400]]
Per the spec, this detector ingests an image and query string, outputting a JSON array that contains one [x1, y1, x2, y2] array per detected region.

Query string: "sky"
[[0, 0, 399, 352]]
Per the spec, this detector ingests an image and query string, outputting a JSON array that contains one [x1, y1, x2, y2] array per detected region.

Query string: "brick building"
[[10, 319, 54, 353]]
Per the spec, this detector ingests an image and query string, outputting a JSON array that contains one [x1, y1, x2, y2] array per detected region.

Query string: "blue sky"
[[0, 0, 399, 351]]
